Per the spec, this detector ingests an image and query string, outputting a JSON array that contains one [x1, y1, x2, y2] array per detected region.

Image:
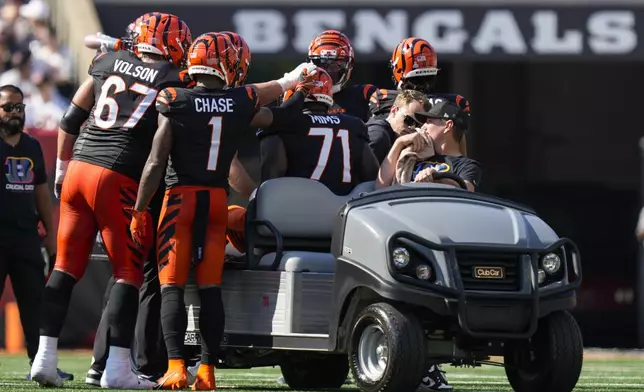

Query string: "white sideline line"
[[448, 381, 644, 387], [218, 373, 282, 378], [445, 374, 644, 380], [217, 375, 644, 387]]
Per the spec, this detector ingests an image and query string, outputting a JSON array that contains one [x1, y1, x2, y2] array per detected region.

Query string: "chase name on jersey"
[[113, 59, 159, 84], [309, 114, 341, 124], [194, 97, 234, 113]]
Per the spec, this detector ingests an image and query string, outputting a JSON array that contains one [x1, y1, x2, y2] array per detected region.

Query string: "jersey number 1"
[[308, 128, 351, 183], [94, 75, 158, 129], [207, 116, 222, 171]]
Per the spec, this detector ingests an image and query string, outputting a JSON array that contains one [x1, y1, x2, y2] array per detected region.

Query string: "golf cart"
[[184, 175, 583, 392]]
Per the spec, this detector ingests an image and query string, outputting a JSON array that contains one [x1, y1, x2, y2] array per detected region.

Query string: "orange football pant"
[[55, 160, 151, 285]]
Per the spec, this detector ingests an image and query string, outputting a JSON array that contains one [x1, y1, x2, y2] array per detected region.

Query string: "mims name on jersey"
[[232, 8, 636, 57]]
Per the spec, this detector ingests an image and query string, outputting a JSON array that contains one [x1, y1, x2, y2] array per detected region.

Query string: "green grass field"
[[0, 349, 642, 391]]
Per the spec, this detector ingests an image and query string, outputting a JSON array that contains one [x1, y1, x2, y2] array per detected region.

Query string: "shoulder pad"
[[87, 51, 113, 76], [179, 70, 196, 88], [156, 87, 186, 114], [429, 93, 471, 113], [369, 88, 397, 117], [360, 84, 378, 100], [240, 86, 259, 110]]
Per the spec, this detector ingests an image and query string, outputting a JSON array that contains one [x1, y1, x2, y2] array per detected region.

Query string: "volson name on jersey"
[[113, 59, 160, 84]]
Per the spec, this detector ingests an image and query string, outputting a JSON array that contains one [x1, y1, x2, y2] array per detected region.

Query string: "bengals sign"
[[96, 5, 642, 60]]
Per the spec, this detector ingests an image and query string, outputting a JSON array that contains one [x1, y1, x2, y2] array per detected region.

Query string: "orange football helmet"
[[187, 32, 239, 87], [283, 67, 334, 108], [307, 30, 354, 93], [220, 31, 251, 87], [390, 37, 438, 93], [133, 13, 192, 67]]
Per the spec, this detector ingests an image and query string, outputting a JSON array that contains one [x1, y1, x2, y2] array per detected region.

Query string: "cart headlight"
[[416, 264, 432, 280], [541, 253, 561, 275], [392, 247, 410, 268], [537, 269, 546, 284]]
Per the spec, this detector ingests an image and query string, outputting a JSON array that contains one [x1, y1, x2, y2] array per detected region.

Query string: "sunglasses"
[[403, 114, 422, 127], [1, 103, 25, 113]]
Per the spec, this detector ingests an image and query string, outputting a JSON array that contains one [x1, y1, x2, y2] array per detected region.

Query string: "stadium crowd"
[[0, 0, 70, 132]]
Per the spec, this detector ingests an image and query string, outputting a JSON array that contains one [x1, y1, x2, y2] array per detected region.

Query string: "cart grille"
[[456, 252, 521, 291]]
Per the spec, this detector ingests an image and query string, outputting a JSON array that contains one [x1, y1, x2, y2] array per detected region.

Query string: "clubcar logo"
[[473, 266, 505, 279]]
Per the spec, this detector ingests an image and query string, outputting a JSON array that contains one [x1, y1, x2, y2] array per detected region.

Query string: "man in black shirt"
[[367, 89, 430, 163], [377, 99, 481, 192], [0, 84, 71, 379]]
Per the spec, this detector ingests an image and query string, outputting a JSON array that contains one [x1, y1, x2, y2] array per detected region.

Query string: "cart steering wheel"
[[431, 172, 468, 190]]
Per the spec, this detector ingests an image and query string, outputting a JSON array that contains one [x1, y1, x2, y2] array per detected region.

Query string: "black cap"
[[416, 99, 470, 130]]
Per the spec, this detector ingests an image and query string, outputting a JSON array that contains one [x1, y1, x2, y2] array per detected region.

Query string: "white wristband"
[[276, 75, 292, 93], [55, 158, 70, 184]]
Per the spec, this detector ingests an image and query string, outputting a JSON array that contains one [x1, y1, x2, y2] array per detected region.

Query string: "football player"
[[258, 67, 379, 193], [30, 13, 193, 389], [225, 68, 380, 255], [307, 30, 377, 122], [129, 32, 316, 390], [84, 13, 193, 386], [369, 37, 470, 159]]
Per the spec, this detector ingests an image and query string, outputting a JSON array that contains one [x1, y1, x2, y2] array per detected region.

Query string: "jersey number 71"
[[94, 75, 158, 130], [308, 127, 352, 183]]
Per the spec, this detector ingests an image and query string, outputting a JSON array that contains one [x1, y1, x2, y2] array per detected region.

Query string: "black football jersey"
[[328, 83, 378, 122], [257, 112, 369, 196], [369, 89, 471, 120], [157, 86, 259, 189], [413, 155, 482, 190], [73, 51, 185, 181]]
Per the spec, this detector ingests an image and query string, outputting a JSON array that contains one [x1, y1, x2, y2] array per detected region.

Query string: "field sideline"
[[0, 349, 642, 391]]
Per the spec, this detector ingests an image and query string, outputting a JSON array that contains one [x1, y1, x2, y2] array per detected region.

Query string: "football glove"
[[128, 208, 150, 249]]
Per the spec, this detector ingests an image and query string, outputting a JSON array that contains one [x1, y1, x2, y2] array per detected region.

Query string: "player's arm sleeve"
[[368, 89, 384, 117], [367, 122, 392, 164], [280, 90, 305, 110], [60, 77, 94, 135], [359, 143, 380, 183], [363, 84, 378, 101], [34, 141, 47, 185], [456, 160, 482, 192], [259, 134, 288, 182]]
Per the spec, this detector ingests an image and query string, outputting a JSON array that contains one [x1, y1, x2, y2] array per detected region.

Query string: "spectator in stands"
[[0, 20, 16, 71], [29, 25, 72, 86], [24, 70, 67, 131], [0, 0, 22, 26], [0, 48, 43, 99], [15, 0, 50, 47]]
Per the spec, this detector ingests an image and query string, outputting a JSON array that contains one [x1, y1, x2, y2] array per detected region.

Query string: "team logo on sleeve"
[[4, 156, 35, 192]]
